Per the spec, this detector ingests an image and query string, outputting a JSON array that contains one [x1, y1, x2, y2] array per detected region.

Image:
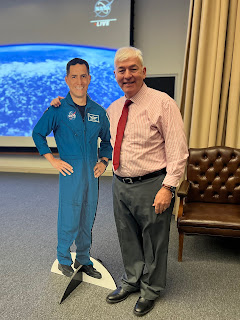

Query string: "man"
[[32, 58, 112, 279], [105, 47, 188, 316], [50, 47, 188, 316]]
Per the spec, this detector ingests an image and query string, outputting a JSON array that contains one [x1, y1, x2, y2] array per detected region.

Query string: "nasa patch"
[[68, 111, 77, 120]]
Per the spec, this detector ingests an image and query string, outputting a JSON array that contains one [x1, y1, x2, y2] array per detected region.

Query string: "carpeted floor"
[[0, 172, 240, 320]]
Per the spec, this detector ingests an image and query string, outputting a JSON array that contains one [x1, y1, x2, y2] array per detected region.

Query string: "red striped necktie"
[[113, 99, 133, 171]]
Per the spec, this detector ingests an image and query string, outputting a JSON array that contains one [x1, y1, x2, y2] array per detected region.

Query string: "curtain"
[[180, 0, 240, 148]]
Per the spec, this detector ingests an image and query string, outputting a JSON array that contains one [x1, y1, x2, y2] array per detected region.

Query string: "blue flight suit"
[[32, 93, 112, 266]]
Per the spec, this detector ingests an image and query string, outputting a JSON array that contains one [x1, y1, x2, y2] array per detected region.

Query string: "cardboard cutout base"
[[51, 252, 116, 291]]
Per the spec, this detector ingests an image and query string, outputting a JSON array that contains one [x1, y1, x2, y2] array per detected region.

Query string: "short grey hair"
[[114, 47, 144, 67]]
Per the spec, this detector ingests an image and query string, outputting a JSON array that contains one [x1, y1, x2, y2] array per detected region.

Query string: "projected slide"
[[0, 44, 123, 137]]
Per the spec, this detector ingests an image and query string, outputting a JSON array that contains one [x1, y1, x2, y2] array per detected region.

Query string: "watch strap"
[[162, 184, 176, 198], [100, 159, 108, 167]]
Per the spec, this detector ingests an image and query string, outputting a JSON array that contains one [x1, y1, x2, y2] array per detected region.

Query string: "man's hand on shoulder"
[[50, 96, 64, 107], [152, 187, 172, 214]]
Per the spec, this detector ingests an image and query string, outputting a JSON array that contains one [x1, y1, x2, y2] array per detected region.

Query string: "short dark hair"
[[66, 58, 90, 75]]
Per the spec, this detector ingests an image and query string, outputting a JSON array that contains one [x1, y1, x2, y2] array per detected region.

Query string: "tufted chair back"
[[186, 146, 240, 204]]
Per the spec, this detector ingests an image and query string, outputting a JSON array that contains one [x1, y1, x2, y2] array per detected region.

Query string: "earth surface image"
[[0, 44, 123, 137]]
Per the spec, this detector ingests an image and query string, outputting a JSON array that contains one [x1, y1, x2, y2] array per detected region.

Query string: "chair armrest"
[[177, 180, 190, 198]]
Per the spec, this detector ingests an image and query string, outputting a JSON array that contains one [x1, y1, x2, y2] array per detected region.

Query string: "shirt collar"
[[66, 92, 91, 106], [124, 82, 148, 105]]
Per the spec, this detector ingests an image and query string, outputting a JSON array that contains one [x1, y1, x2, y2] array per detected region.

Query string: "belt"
[[115, 168, 166, 184]]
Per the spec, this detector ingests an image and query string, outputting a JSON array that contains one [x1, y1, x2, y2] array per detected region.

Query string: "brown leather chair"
[[177, 146, 240, 261]]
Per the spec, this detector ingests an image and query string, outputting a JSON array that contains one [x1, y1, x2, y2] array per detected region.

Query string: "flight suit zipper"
[[72, 103, 88, 162]]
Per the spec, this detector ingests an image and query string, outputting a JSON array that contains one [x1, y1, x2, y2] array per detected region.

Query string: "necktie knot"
[[124, 99, 132, 108]]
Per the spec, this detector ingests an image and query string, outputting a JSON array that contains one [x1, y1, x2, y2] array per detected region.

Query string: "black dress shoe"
[[106, 287, 132, 304], [134, 297, 155, 316], [78, 264, 102, 279], [58, 263, 74, 277]]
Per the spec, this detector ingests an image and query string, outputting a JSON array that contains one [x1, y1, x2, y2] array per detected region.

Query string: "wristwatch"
[[100, 159, 109, 167], [162, 184, 176, 198]]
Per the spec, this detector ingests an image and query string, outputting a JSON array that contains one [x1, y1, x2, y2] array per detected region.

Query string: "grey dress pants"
[[112, 173, 174, 300]]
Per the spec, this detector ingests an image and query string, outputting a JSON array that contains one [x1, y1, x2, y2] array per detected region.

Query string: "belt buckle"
[[122, 177, 133, 184]]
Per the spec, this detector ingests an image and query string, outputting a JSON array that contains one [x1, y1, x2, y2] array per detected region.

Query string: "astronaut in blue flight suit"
[[32, 58, 112, 278]]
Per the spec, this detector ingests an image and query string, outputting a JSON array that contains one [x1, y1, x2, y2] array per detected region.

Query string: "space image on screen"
[[0, 0, 133, 148]]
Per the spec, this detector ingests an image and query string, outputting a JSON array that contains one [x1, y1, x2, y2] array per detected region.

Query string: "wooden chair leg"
[[178, 232, 184, 262]]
